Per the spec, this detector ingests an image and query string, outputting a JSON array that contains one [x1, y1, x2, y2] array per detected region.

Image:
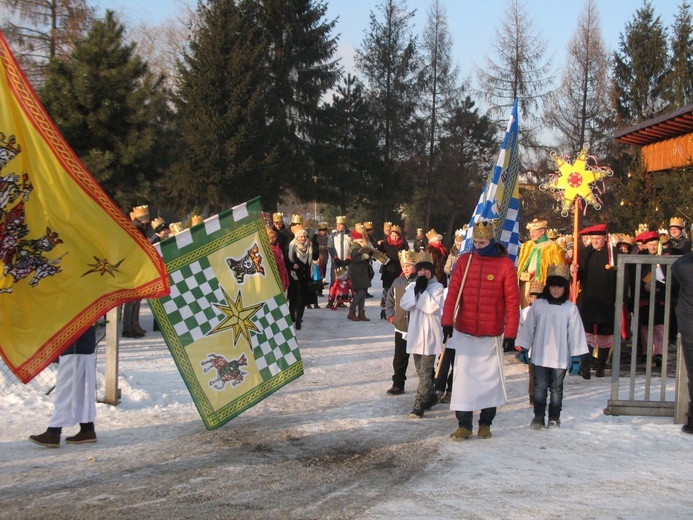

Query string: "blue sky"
[[94, 0, 681, 80]]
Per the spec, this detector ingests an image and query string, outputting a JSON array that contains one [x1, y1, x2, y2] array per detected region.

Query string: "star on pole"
[[209, 287, 262, 347], [543, 146, 612, 216]]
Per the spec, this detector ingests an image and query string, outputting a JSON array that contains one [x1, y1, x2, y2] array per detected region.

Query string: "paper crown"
[[414, 250, 434, 267], [335, 266, 347, 277], [546, 228, 558, 239], [473, 220, 496, 240], [151, 217, 166, 232], [272, 212, 283, 222], [318, 221, 329, 230], [617, 234, 634, 245], [363, 221, 373, 230], [390, 224, 402, 234], [547, 264, 571, 281], [336, 215, 347, 225], [425, 228, 438, 241], [529, 280, 545, 294], [398, 249, 416, 265], [169, 222, 183, 235], [637, 223, 649, 234], [191, 215, 203, 226], [131, 205, 149, 220], [454, 228, 465, 238], [416, 228, 423, 234], [670, 216, 685, 229], [383, 221, 392, 230], [353, 222, 365, 235], [290, 214, 303, 225], [526, 218, 547, 232]]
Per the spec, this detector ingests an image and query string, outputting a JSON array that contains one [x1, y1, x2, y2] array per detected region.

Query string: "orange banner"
[[0, 31, 170, 383]]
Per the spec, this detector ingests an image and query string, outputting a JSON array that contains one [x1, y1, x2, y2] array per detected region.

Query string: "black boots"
[[595, 348, 609, 378], [580, 347, 593, 379]]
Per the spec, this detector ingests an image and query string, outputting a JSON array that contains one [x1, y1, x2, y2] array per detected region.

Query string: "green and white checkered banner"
[[148, 197, 302, 429]]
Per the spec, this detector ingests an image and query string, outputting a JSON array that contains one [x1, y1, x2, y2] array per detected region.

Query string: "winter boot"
[[29, 428, 61, 447], [449, 427, 473, 441], [683, 414, 693, 434], [327, 299, 334, 309], [409, 396, 425, 418], [580, 347, 593, 380], [66, 430, 97, 444], [357, 310, 370, 321], [347, 308, 357, 321], [530, 417, 545, 430], [477, 424, 492, 439], [595, 347, 609, 377]]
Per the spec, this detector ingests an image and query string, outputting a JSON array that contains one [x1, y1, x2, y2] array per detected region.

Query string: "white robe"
[[449, 333, 505, 411], [516, 299, 589, 369], [48, 353, 96, 428], [400, 279, 445, 356]]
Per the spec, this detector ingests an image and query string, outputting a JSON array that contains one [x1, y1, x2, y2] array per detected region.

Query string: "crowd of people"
[[28, 209, 693, 447]]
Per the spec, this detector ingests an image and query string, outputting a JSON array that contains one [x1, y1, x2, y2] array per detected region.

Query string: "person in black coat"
[[672, 249, 693, 433]]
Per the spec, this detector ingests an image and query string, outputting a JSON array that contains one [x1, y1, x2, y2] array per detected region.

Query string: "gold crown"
[[336, 215, 346, 225], [473, 220, 496, 240], [335, 266, 347, 277], [617, 234, 634, 245], [272, 212, 283, 222], [414, 251, 434, 266], [398, 250, 416, 265], [131, 205, 149, 220], [526, 218, 547, 232], [291, 214, 303, 225], [390, 224, 402, 234], [169, 222, 183, 235], [670, 216, 685, 228], [454, 228, 465, 238], [637, 223, 649, 234], [318, 221, 329, 229], [547, 264, 571, 281], [529, 280, 545, 294], [191, 215, 203, 226], [151, 217, 166, 231], [546, 228, 558, 239], [416, 228, 423, 234], [425, 228, 438, 241], [383, 221, 392, 230], [354, 222, 365, 234], [364, 221, 373, 229]]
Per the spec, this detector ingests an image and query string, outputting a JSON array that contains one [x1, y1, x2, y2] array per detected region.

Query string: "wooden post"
[[102, 306, 121, 405]]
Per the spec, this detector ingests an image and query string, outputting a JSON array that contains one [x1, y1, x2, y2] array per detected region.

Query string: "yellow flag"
[[0, 31, 170, 383]]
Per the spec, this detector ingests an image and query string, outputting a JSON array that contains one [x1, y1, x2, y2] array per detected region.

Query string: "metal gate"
[[605, 253, 687, 422]]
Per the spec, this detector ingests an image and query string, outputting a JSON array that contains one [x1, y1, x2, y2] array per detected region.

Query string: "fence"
[[605, 253, 688, 423]]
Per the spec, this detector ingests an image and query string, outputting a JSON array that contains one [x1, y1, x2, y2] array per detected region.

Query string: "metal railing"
[[605, 253, 687, 422]]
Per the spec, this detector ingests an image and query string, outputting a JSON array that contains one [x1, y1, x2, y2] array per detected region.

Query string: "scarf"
[[387, 235, 404, 248], [428, 240, 447, 257], [292, 238, 310, 263], [474, 239, 498, 257]]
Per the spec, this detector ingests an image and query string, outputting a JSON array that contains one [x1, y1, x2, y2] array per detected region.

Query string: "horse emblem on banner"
[[200, 352, 248, 390]]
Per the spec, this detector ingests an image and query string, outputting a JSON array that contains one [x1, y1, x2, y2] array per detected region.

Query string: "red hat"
[[634, 232, 646, 243], [579, 224, 608, 236], [640, 230, 659, 243]]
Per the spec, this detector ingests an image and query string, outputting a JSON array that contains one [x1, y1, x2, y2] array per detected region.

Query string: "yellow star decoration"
[[209, 287, 263, 347], [546, 146, 611, 216], [81, 256, 125, 277]]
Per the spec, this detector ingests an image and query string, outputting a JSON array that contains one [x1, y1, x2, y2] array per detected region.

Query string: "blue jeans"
[[533, 365, 566, 421], [681, 334, 693, 417]]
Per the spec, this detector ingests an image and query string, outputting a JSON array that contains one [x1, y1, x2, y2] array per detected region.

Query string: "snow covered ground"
[[2, 277, 693, 519]]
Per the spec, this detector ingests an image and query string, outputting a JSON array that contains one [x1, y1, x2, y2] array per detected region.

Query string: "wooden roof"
[[614, 103, 693, 146]]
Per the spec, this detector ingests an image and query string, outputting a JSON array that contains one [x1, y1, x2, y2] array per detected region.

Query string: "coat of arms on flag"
[[0, 31, 169, 383], [149, 198, 303, 429]]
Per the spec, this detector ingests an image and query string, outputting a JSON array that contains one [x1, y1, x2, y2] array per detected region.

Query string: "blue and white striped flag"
[[459, 100, 521, 263]]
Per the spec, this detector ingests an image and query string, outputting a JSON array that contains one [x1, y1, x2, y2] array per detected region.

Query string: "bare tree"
[[542, 0, 612, 157], [0, 0, 93, 86], [419, 0, 460, 229], [474, 0, 553, 153]]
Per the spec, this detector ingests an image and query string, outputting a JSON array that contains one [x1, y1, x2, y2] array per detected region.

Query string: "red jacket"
[[442, 247, 520, 339]]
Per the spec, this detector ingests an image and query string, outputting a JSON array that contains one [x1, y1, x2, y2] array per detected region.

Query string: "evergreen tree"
[[355, 0, 422, 220], [419, 0, 460, 229], [543, 0, 612, 157], [612, 0, 669, 125], [39, 10, 174, 211], [667, 1, 693, 108], [0, 0, 93, 86], [475, 0, 552, 153], [170, 0, 339, 211]]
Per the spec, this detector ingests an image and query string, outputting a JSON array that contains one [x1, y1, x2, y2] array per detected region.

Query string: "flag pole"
[[570, 198, 579, 303]]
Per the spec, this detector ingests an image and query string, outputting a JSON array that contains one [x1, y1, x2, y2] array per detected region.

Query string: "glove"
[[414, 276, 428, 296], [442, 325, 454, 343], [569, 356, 581, 375], [518, 348, 530, 365], [502, 338, 516, 353], [333, 258, 343, 267]]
